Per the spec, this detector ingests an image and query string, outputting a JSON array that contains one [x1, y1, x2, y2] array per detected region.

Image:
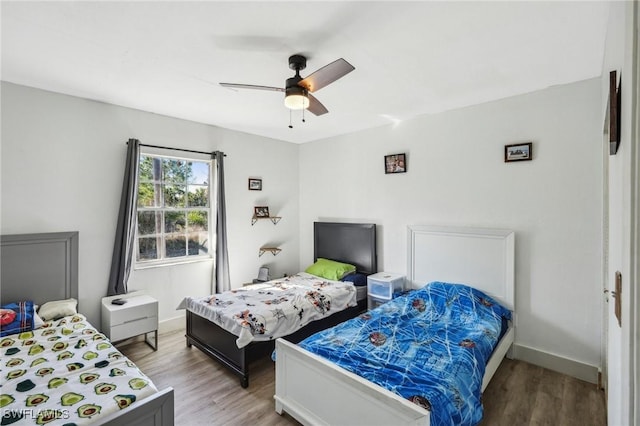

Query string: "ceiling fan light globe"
[[284, 94, 309, 110], [284, 83, 309, 110]]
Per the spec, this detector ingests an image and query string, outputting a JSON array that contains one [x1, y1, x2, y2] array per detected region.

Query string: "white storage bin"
[[367, 295, 387, 311], [367, 272, 405, 310], [367, 272, 405, 300]]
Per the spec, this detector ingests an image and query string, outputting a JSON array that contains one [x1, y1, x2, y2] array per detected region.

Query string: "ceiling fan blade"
[[220, 83, 284, 92], [307, 93, 328, 116], [298, 58, 355, 93]]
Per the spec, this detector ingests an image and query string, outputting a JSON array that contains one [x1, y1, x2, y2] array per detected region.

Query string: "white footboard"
[[275, 325, 513, 426], [274, 339, 430, 426], [98, 387, 174, 426]]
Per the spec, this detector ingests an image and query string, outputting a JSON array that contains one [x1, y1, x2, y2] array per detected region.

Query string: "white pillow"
[[33, 305, 46, 329], [38, 298, 78, 321]]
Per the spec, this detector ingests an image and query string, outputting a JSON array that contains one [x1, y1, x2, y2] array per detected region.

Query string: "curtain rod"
[[127, 140, 226, 157]]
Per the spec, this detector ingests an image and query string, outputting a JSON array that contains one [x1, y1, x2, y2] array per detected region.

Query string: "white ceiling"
[[1, 1, 610, 144]]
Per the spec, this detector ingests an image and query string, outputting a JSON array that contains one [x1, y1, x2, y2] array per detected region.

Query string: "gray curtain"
[[107, 139, 140, 295], [213, 151, 231, 293]]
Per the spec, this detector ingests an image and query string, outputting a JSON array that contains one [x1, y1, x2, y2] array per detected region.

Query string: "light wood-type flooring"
[[118, 329, 606, 426]]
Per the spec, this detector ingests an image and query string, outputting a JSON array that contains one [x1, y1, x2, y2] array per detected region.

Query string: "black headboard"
[[313, 222, 377, 276]]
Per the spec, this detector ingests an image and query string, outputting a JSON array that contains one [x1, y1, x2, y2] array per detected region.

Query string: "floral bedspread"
[[182, 272, 357, 348], [1, 314, 158, 425], [298, 281, 512, 426]]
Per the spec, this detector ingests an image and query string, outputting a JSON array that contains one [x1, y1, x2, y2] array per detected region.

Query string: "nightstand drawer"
[[109, 316, 157, 342], [110, 301, 157, 326]]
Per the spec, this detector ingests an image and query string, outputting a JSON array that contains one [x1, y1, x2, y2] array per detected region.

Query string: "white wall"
[[0, 82, 300, 328], [1, 76, 608, 381], [299, 78, 603, 374]]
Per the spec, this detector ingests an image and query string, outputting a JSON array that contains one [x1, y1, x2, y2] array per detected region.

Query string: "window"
[[136, 153, 212, 266]]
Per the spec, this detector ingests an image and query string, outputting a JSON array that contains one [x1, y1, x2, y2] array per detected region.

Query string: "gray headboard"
[[313, 222, 377, 275], [1, 231, 79, 306]]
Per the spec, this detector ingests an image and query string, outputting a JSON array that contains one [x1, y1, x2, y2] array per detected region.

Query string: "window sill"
[[134, 257, 213, 271]]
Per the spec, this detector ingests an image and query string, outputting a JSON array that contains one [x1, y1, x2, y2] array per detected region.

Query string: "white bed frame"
[[274, 225, 515, 425]]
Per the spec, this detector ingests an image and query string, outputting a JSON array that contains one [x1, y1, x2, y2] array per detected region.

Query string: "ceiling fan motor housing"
[[286, 76, 304, 91]]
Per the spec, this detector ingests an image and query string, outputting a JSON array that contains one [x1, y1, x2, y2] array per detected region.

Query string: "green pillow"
[[305, 258, 356, 281]]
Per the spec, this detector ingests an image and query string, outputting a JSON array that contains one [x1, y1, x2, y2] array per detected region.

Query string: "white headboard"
[[407, 225, 515, 311]]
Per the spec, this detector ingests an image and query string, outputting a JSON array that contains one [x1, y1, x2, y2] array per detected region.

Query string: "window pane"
[[138, 156, 154, 181], [187, 210, 208, 232], [138, 183, 158, 207], [188, 232, 209, 256], [138, 237, 158, 261], [163, 158, 187, 183], [165, 236, 186, 258], [165, 211, 186, 233], [189, 161, 210, 185], [187, 186, 209, 207], [137, 211, 157, 236], [164, 184, 186, 207]]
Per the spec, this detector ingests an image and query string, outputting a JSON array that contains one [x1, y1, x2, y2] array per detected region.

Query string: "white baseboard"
[[159, 314, 185, 334], [513, 343, 599, 384]]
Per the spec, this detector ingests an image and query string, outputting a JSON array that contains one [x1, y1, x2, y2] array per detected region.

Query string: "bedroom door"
[[605, 5, 639, 423], [601, 125, 609, 398], [604, 79, 625, 426], [630, 11, 639, 420]]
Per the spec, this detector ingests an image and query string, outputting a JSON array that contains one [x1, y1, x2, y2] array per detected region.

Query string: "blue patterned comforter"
[[298, 281, 511, 426]]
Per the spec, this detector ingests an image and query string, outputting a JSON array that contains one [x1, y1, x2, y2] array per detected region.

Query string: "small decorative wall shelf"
[[259, 247, 281, 257], [251, 216, 281, 225]]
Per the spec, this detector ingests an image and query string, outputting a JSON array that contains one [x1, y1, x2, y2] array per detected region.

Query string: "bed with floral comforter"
[[182, 272, 357, 348], [297, 281, 512, 426]]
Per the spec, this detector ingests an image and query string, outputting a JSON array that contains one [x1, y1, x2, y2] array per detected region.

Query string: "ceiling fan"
[[220, 54, 355, 118]]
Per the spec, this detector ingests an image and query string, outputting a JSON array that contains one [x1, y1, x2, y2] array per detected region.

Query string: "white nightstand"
[[367, 272, 405, 310], [101, 293, 158, 351]]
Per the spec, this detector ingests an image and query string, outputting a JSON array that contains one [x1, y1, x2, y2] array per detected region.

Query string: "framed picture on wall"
[[384, 153, 407, 174], [254, 206, 270, 218], [504, 142, 532, 162], [248, 178, 262, 191]]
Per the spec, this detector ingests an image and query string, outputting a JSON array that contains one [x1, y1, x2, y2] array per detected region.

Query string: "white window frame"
[[134, 148, 214, 269]]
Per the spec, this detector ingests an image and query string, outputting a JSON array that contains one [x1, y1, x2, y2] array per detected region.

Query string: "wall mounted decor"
[[248, 178, 262, 191], [384, 153, 407, 174], [504, 142, 532, 162], [254, 206, 270, 218], [609, 70, 621, 155]]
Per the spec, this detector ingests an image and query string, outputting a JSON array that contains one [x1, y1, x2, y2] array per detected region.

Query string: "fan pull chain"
[[289, 109, 293, 129], [302, 105, 306, 123]]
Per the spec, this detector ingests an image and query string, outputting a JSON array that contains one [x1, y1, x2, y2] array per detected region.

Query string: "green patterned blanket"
[[1, 314, 158, 425]]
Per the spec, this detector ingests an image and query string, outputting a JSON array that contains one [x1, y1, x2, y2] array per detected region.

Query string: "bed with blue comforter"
[[297, 281, 512, 426]]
